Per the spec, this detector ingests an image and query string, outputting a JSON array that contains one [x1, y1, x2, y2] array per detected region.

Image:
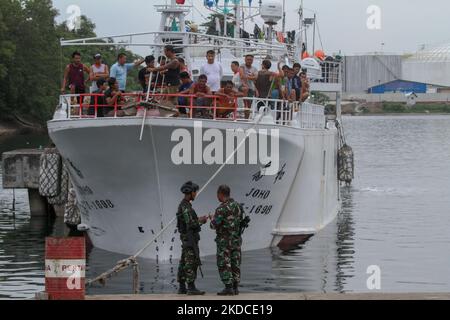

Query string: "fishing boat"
[[48, 0, 348, 261]]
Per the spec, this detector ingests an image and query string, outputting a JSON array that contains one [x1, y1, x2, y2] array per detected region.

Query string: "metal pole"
[[241, 0, 245, 34], [12, 188, 16, 221], [224, 11, 228, 37], [234, 1, 241, 39], [336, 91, 342, 121], [299, 0, 303, 51], [312, 13, 316, 54], [282, 0, 286, 33]]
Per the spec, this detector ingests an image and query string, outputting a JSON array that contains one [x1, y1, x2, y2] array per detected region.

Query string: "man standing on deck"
[[177, 181, 209, 295], [200, 50, 223, 93], [138, 55, 156, 93], [61, 51, 90, 95], [210, 185, 243, 296], [240, 54, 258, 98], [110, 53, 144, 92], [148, 45, 181, 103], [89, 53, 109, 93]]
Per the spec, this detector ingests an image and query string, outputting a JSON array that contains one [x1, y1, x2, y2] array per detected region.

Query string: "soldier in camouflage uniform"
[[177, 181, 208, 295], [210, 185, 243, 296]]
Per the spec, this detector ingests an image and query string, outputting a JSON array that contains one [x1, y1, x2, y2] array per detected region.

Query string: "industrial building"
[[342, 42, 450, 94], [342, 55, 402, 93], [403, 43, 450, 88]]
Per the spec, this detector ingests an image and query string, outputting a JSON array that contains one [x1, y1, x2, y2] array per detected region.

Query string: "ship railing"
[[57, 93, 326, 129], [308, 60, 342, 84], [242, 98, 325, 129], [58, 92, 249, 121], [296, 101, 326, 129], [61, 31, 289, 59], [242, 97, 294, 126]]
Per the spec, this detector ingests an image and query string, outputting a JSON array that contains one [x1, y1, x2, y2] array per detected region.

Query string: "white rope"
[[139, 108, 148, 141], [139, 54, 167, 141], [145, 71, 154, 102]]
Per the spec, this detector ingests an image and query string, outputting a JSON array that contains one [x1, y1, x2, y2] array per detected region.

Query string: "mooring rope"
[[86, 102, 268, 290]]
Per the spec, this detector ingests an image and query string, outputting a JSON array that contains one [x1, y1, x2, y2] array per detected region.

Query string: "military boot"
[[217, 284, 235, 296], [178, 282, 187, 295], [233, 282, 239, 295], [187, 282, 205, 296]]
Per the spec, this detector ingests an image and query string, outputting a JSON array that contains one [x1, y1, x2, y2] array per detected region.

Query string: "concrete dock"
[[1, 148, 64, 217], [85, 292, 450, 300]]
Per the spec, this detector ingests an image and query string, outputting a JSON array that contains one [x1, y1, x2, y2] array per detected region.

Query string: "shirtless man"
[[215, 81, 244, 119]]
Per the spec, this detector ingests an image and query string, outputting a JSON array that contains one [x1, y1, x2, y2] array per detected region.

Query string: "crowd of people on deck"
[[61, 45, 310, 118]]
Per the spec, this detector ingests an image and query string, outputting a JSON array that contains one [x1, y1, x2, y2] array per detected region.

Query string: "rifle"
[[238, 204, 251, 236], [186, 229, 204, 278]]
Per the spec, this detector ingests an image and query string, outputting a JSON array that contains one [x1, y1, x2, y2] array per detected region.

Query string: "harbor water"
[[1, 115, 450, 299]]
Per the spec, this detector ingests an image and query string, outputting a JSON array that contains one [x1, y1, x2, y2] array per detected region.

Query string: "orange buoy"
[[314, 50, 326, 61], [302, 51, 311, 59]]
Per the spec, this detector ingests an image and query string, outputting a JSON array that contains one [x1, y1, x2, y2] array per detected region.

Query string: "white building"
[[403, 42, 450, 88]]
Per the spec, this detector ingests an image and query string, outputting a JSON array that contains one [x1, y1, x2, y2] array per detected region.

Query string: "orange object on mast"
[[314, 50, 326, 61], [277, 32, 285, 43], [302, 51, 310, 59]]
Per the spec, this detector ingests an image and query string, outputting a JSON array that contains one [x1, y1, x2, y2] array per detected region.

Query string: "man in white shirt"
[[200, 50, 223, 93]]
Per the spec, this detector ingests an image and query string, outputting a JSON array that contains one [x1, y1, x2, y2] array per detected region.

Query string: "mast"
[[294, 0, 304, 62], [156, 0, 190, 59], [234, 0, 241, 39], [300, 0, 304, 46], [312, 13, 316, 53]]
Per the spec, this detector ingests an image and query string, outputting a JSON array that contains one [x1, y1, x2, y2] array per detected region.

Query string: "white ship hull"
[[48, 117, 340, 261]]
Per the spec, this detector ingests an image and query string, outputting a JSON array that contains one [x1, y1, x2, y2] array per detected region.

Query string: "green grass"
[[382, 102, 450, 114]]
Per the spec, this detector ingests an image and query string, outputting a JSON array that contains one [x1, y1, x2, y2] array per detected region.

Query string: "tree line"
[[0, 0, 140, 125]]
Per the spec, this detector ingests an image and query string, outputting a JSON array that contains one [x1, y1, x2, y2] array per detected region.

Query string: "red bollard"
[[45, 237, 86, 300]]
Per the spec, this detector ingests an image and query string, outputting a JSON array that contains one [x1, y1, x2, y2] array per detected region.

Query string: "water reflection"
[[269, 186, 355, 293], [0, 214, 55, 299]]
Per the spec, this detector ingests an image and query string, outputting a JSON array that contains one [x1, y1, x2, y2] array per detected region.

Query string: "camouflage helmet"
[[181, 181, 199, 194]]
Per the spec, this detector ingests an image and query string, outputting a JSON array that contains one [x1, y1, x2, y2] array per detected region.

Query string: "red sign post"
[[45, 237, 86, 300]]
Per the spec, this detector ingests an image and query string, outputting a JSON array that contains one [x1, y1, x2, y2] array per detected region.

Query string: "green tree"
[[0, 11, 15, 80], [0, 1, 143, 125], [0, 0, 60, 122]]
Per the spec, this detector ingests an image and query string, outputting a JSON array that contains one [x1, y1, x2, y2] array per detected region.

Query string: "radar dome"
[[260, 2, 283, 25]]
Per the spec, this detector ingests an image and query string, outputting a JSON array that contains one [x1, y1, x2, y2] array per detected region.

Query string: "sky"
[[52, 0, 450, 56]]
